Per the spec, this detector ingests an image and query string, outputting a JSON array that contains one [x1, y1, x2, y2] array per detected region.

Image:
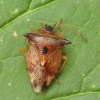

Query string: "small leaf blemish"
[[8, 82, 11, 86], [92, 85, 95, 88], [14, 8, 19, 14], [82, 73, 85, 77], [0, 36, 3, 42], [27, 19, 30, 22], [42, 0, 44, 2], [0, 1, 3, 3], [77, 1, 79, 3], [13, 31, 17, 37]]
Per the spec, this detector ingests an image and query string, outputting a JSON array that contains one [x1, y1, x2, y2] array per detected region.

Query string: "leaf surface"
[[0, 0, 100, 100]]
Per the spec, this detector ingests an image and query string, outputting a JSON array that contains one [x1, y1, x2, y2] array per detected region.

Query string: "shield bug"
[[24, 19, 71, 92]]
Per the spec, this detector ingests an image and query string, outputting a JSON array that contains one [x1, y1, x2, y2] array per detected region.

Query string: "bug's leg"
[[20, 38, 28, 58], [31, 23, 44, 33], [40, 22, 44, 32], [55, 78, 60, 84], [40, 22, 43, 29], [20, 48, 28, 58], [35, 22, 44, 32], [56, 18, 64, 38], [54, 55, 67, 84], [58, 55, 68, 73]]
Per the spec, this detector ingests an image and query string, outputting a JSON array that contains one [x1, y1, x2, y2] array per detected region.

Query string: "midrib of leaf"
[[0, 0, 58, 31]]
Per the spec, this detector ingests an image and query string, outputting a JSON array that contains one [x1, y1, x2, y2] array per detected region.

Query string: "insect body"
[[24, 20, 71, 92]]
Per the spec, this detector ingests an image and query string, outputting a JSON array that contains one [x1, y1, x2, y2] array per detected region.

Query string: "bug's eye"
[[42, 47, 48, 54]]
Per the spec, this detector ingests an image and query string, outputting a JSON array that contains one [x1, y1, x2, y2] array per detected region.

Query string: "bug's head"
[[44, 24, 56, 33]]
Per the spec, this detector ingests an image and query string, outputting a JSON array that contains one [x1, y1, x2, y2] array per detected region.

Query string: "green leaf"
[[0, 0, 100, 100]]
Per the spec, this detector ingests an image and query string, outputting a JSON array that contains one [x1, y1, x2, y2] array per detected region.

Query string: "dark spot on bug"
[[41, 81, 47, 91], [42, 47, 48, 54], [33, 80, 37, 88], [33, 80, 47, 91]]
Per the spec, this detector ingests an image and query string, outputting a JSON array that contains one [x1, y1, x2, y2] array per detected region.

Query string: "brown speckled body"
[[24, 22, 71, 92]]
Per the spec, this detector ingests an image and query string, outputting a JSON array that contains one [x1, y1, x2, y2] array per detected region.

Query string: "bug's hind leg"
[[58, 55, 68, 73], [54, 55, 67, 84]]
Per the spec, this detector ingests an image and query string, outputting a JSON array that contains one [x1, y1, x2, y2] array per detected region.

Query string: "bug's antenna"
[[64, 24, 87, 42]]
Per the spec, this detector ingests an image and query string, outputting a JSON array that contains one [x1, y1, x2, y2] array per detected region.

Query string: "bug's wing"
[[44, 48, 62, 75], [44, 48, 62, 86], [26, 42, 48, 92], [26, 42, 40, 72]]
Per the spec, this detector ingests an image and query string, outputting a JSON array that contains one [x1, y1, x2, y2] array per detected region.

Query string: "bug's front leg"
[[55, 18, 64, 38]]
